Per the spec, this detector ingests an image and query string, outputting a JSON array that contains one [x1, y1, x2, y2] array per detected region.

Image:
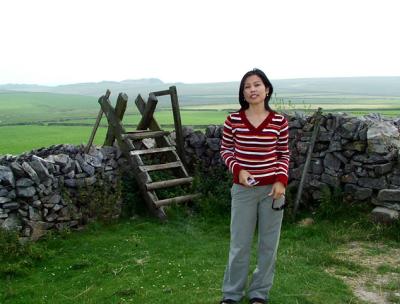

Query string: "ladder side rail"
[[170, 149, 189, 177]]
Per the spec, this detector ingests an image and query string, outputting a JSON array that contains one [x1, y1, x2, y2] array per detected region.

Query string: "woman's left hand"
[[268, 182, 286, 200]]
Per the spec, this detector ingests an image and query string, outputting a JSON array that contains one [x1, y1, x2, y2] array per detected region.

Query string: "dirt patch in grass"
[[326, 241, 400, 304]]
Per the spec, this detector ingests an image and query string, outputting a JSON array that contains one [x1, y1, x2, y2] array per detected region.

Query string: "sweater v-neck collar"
[[240, 110, 274, 132]]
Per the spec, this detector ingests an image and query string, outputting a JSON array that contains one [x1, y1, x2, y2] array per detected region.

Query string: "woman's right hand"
[[238, 169, 253, 187]]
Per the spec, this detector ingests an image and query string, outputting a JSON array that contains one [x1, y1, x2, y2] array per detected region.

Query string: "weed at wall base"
[[62, 173, 123, 225], [191, 164, 232, 218], [0, 228, 48, 278]]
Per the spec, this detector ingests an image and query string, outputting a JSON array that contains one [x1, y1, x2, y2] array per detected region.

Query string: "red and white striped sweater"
[[220, 110, 290, 186]]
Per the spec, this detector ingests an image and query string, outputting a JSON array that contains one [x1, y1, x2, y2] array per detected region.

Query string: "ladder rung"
[[154, 194, 201, 207], [139, 161, 182, 172], [146, 177, 193, 191], [123, 130, 170, 140], [130, 146, 176, 156]]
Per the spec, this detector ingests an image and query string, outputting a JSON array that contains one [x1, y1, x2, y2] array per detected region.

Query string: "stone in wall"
[[371, 207, 399, 224], [375, 189, 400, 211], [0, 165, 15, 187], [366, 117, 400, 154]]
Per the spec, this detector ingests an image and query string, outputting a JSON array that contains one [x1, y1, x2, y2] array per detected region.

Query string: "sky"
[[1, 0, 400, 85]]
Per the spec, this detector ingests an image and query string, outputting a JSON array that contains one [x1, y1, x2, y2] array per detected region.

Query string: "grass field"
[[0, 126, 107, 155], [183, 101, 400, 111], [1, 208, 399, 304], [40, 110, 230, 127], [1, 90, 400, 156], [0, 92, 99, 124]]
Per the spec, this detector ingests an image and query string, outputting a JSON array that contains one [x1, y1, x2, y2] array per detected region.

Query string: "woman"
[[219, 68, 289, 304]]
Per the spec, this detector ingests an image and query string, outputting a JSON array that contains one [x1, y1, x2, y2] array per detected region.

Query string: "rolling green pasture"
[[0, 126, 107, 155], [183, 101, 400, 111], [1, 91, 400, 155], [0, 92, 99, 124], [0, 110, 230, 155]]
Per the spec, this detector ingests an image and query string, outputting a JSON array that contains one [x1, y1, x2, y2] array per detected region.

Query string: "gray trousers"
[[222, 184, 284, 301]]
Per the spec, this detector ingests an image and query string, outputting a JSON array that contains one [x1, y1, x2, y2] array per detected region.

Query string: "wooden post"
[[85, 89, 110, 153], [104, 93, 128, 146], [292, 108, 323, 219], [98, 93, 127, 136], [169, 86, 186, 168], [136, 94, 158, 130]]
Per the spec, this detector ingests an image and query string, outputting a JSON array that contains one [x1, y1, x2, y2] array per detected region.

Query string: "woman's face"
[[243, 75, 269, 106]]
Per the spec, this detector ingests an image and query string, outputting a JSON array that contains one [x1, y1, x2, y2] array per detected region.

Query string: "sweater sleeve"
[[220, 115, 244, 178], [275, 116, 290, 186]]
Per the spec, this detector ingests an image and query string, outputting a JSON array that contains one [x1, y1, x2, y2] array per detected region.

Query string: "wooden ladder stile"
[[98, 92, 166, 220], [95, 88, 200, 220]]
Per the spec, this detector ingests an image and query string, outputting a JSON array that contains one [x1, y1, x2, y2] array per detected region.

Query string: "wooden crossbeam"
[[152, 89, 171, 96]]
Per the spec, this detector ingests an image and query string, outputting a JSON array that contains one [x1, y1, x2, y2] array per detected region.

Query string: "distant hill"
[[1, 76, 399, 106], [274, 77, 400, 97], [0, 78, 164, 95]]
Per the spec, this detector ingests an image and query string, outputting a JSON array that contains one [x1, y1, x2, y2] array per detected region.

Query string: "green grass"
[[0, 92, 99, 124], [3, 209, 398, 304], [0, 126, 108, 155], [1, 90, 400, 156], [377, 264, 400, 274], [0, 109, 230, 155], [0, 217, 348, 304]]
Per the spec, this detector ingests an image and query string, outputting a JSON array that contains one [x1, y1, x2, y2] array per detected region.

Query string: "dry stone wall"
[[180, 113, 400, 223], [0, 144, 125, 241], [1, 112, 399, 241]]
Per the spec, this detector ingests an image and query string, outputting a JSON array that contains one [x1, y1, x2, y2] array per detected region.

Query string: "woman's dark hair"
[[239, 68, 274, 111]]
